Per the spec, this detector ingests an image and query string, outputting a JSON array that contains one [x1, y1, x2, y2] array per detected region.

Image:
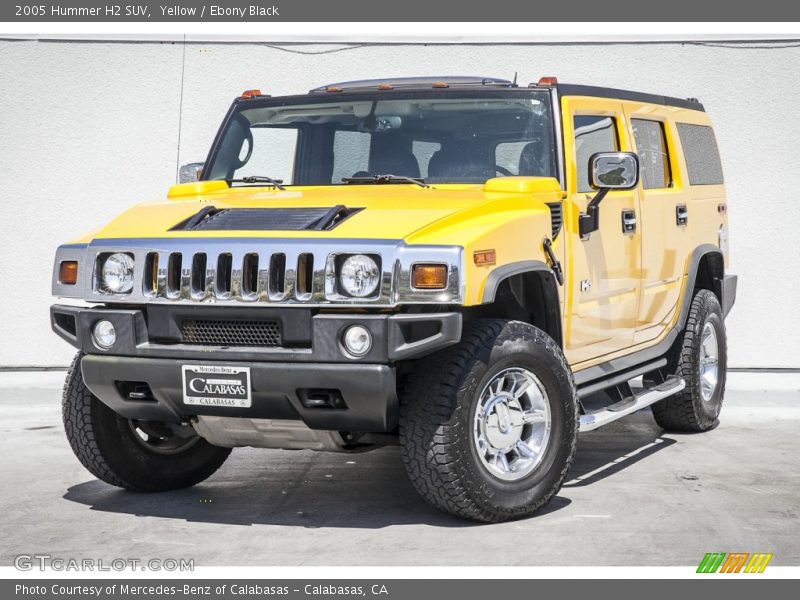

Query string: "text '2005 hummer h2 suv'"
[[52, 76, 736, 522]]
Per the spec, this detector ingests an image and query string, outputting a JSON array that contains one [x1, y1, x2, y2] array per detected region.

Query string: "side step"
[[579, 377, 686, 432]]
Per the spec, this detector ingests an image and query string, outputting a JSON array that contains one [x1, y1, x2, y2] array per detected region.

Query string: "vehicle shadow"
[[62, 410, 673, 528], [565, 409, 677, 487]]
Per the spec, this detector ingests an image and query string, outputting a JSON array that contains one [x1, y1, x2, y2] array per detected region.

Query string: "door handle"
[[676, 204, 689, 226], [621, 209, 637, 234]]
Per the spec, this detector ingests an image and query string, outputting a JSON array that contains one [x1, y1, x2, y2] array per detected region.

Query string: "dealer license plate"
[[181, 365, 252, 408]]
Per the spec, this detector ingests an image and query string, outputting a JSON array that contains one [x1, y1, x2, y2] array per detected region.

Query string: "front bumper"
[[52, 304, 462, 432], [80, 355, 398, 432], [51, 304, 461, 363]]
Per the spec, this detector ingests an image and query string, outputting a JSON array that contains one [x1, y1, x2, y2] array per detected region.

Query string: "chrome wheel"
[[699, 322, 720, 402], [128, 420, 200, 455], [473, 367, 552, 481]]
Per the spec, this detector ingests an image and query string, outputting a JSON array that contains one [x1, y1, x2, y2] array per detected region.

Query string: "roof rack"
[[309, 76, 514, 94]]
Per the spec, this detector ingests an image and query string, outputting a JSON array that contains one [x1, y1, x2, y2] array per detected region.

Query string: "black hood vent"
[[172, 206, 362, 232]]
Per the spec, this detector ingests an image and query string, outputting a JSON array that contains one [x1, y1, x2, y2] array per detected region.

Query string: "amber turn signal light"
[[59, 261, 78, 285], [473, 250, 496, 266], [411, 264, 448, 289]]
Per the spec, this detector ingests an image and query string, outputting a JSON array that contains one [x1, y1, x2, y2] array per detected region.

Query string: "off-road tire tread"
[[651, 290, 726, 432], [399, 319, 578, 522], [62, 352, 230, 491], [62, 353, 132, 488]]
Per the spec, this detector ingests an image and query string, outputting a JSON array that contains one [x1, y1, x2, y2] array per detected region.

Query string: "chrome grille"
[[61, 238, 464, 306], [143, 250, 319, 303], [182, 319, 282, 347]]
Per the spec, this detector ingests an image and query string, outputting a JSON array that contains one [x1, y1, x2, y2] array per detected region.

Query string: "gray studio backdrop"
[[0, 35, 797, 368]]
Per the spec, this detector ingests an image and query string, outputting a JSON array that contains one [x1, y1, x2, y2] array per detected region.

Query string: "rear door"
[[623, 105, 689, 344], [562, 97, 642, 365]]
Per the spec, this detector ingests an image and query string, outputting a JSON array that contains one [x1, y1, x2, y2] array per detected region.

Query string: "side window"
[[632, 119, 672, 189], [574, 116, 618, 193], [331, 130, 371, 183], [412, 140, 441, 179], [676, 123, 724, 185], [235, 127, 298, 182]]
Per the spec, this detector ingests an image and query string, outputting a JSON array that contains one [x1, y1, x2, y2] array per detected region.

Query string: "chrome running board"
[[579, 377, 686, 432]]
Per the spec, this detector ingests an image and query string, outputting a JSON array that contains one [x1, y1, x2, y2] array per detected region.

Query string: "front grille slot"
[[143, 252, 158, 296], [191, 253, 207, 298], [216, 253, 233, 297], [296, 253, 314, 300], [182, 319, 282, 347], [269, 253, 286, 299], [166, 252, 182, 298], [242, 253, 259, 299]]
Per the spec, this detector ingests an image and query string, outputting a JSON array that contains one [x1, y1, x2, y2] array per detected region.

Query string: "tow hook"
[[543, 237, 564, 286]]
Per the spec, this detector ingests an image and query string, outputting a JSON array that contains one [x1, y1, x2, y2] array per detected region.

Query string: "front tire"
[[62, 352, 231, 492], [399, 319, 578, 522], [652, 289, 727, 432]]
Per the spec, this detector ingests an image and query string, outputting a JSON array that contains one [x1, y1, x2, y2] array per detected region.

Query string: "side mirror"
[[590, 152, 639, 190], [580, 152, 639, 238], [178, 162, 204, 184]]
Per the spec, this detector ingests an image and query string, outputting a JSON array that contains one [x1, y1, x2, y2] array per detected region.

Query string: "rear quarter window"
[[676, 123, 724, 185]]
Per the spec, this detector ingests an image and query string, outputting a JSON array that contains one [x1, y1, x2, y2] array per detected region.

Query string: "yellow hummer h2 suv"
[[51, 76, 736, 522]]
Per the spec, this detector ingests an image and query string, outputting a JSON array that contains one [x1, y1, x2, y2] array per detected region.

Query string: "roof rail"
[[309, 76, 514, 94]]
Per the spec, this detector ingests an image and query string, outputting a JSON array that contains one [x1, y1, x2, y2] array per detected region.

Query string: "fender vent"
[[172, 206, 362, 232], [546, 202, 563, 239]]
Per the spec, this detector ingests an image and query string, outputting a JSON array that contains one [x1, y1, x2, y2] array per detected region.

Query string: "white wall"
[[1, 38, 798, 368]]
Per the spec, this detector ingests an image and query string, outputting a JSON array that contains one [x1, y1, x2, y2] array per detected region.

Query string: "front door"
[[562, 98, 642, 365]]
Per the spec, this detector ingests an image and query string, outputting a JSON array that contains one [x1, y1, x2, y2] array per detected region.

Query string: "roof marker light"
[[537, 77, 558, 86], [240, 89, 262, 99]]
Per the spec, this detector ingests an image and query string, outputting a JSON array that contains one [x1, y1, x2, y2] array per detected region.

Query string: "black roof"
[[309, 76, 514, 93], [555, 83, 704, 112], [285, 76, 704, 113]]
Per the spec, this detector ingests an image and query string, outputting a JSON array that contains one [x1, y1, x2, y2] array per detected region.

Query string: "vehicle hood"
[[81, 179, 563, 246]]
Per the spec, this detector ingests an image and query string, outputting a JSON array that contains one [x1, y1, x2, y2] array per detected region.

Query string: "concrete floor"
[[1, 376, 798, 566]]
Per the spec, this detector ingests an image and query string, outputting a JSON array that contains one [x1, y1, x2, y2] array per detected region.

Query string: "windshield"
[[204, 90, 557, 186]]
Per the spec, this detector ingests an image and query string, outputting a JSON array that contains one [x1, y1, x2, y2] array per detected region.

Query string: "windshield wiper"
[[342, 174, 429, 188], [225, 175, 286, 190]]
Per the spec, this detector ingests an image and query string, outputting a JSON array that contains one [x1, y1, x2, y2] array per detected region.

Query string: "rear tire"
[[652, 290, 727, 432], [62, 352, 231, 491], [399, 319, 578, 522]]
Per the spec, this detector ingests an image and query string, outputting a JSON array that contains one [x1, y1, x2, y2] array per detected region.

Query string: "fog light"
[[93, 320, 116, 349], [342, 325, 372, 357]]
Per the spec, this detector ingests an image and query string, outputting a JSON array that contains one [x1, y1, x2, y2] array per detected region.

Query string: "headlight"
[[100, 253, 135, 294], [339, 254, 380, 298]]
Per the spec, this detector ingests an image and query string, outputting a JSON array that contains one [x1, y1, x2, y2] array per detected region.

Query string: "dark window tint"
[[574, 116, 618, 192], [632, 119, 671, 189], [677, 123, 724, 185]]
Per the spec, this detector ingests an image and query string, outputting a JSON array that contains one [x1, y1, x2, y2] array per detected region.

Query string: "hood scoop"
[[171, 206, 362, 232]]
